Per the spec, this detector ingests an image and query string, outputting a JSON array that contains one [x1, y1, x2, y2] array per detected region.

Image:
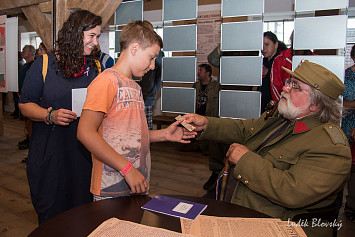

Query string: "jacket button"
[[237, 175, 242, 180], [328, 125, 333, 129], [251, 127, 254, 131], [279, 155, 283, 159], [244, 180, 249, 184]]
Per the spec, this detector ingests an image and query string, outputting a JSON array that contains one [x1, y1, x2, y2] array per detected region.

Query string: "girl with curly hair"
[[19, 9, 102, 224]]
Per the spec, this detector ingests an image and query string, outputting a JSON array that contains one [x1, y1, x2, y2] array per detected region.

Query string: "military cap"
[[282, 60, 345, 99]]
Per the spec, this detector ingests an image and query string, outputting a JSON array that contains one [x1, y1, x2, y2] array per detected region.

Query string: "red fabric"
[[294, 121, 310, 134], [351, 142, 355, 165], [270, 48, 292, 102]]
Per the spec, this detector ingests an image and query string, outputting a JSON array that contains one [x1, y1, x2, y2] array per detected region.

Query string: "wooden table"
[[28, 195, 270, 237]]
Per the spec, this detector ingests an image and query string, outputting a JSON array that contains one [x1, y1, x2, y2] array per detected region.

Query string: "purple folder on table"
[[141, 195, 207, 220]]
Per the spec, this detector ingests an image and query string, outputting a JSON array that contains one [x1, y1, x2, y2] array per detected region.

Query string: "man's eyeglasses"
[[285, 78, 307, 92]]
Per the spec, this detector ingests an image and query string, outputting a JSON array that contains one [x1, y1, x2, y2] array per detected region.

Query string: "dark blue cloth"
[[19, 53, 98, 224], [99, 51, 114, 70], [342, 67, 355, 141]]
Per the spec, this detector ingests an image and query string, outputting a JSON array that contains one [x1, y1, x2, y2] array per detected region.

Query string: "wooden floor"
[[0, 112, 354, 236]]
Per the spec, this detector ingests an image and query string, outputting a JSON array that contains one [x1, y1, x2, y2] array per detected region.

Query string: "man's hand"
[[226, 143, 250, 165], [183, 113, 208, 132], [124, 166, 149, 194]]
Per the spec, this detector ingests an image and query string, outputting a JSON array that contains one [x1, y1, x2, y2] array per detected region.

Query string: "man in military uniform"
[[184, 60, 352, 237]]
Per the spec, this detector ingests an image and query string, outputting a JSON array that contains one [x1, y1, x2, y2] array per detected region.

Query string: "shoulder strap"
[[323, 124, 347, 146], [94, 59, 101, 73], [42, 54, 48, 83]]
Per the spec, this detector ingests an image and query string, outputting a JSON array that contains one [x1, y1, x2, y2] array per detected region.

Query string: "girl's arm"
[[77, 109, 148, 194], [19, 102, 77, 126]]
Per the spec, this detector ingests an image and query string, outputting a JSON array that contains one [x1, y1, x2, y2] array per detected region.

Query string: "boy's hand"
[[165, 119, 196, 143], [124, 167, 149, 194], [183, 113, 208, 132]]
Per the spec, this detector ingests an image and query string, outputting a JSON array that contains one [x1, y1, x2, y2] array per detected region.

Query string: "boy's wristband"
[[120, 162, 133, 176]]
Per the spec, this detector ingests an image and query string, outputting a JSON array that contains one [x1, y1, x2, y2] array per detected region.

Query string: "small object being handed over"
[[175, 115, 195, 132]]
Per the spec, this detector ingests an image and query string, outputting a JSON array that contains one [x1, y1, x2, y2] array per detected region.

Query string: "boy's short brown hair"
[[120, 20, 163, 51]]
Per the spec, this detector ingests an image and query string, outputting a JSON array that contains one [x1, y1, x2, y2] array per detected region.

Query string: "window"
[[264, 20, 294, 46]]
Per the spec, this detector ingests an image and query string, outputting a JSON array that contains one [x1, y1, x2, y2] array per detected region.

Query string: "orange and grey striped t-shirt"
[[83, 68, 150, 197]]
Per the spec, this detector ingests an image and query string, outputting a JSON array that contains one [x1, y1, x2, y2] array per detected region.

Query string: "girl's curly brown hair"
[[55, 9, 102, 78]]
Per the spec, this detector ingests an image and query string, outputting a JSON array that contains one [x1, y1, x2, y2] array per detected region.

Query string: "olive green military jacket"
[[199, 111, 351, 220], [194, 79, 220, 117]]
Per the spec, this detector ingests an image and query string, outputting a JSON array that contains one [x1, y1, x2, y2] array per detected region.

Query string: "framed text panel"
[[161, 87, 195, 114], [294, 15, 347, 50], [162, 57, 196, 83], [220, 90, 261, 119], [115, 0, 143, 26], [220, 56, 262, 86], [221, 21, 263, 51]]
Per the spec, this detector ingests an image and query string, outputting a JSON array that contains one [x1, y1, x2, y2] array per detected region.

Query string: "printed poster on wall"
[[0, 15, 5, 92], [196, 9, 221, 81]]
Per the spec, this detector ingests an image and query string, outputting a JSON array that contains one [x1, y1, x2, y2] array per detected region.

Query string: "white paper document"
[[181, 215, 307, 237], [72, 88, 87, 117], [88, 218, 195, 237]]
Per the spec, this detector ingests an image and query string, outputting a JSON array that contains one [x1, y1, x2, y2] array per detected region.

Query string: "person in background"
[[12, 46, 35, 119], [137, 50, 164, 130], [19, 10, 102, 224], [271, 31, 313, 103], [93, 45, 114, 70], [342, 44, 355, 222], [35, 42, 48, 59], [20, 43, 48, 159], [77, 20, 195, 201], [261, 31, 284, 113], [193, 63, 224, 190], [16, 45, 35, 152], [184, 60, 351, 237]]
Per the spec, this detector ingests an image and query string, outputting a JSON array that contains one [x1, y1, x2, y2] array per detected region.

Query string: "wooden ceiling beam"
[[66, 0, 84, 9], [81, 0, 122, 27], [39, 1, 52, 13], [21, 5, 52, 51], [55, 0, 70, 35], [0, 0, 50, 11]]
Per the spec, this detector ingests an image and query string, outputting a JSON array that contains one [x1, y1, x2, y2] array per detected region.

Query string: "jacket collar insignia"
[[293, 121, 310, 134]]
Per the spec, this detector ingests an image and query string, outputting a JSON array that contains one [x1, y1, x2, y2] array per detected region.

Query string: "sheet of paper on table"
[[141, 195, 207, 220], [88, 218, 196, 237], [181, 215, 307, 237]]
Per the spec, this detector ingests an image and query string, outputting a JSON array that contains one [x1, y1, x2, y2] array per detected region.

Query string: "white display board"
[[292, 55, 345, 83]]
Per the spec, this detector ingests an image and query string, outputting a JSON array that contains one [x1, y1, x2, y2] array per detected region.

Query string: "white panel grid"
[[221, 21, 263, 51], [293, 15, 347, 50], [220, 56, 263, 86], [219, 90, 261, 119], [295, 0, 348, 13], [162, 57, 196, 83], [292, 56, 345, 83], [163, 0, 197, 21], [163, 25, 197, 51], [222, 0, 264, 18], [114, 0, 143, 26], [161, 87, 196, 114]]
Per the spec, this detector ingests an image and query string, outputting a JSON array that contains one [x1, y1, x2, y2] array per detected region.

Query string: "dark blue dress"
[[19, 53, 99, 224], [342, 67, 355, 141]]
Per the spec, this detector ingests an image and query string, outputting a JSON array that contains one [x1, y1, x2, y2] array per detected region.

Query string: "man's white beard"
[[278, 93, 310, 120]]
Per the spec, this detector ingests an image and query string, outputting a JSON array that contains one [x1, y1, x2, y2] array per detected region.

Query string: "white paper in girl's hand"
[[72, 88, 87, 117]]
